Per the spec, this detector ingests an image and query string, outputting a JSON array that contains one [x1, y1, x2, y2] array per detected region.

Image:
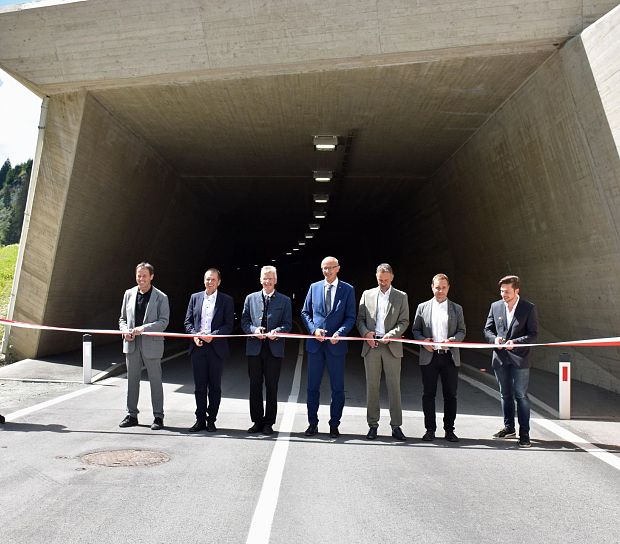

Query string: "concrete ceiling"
[[91, 51, 553, 181]]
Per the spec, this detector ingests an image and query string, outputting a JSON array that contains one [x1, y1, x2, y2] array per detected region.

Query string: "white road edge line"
[[245, 340, 304, 544], [3, 349, 188, 422], [4, 378, 122, 422], [460, 372, 620, 471]]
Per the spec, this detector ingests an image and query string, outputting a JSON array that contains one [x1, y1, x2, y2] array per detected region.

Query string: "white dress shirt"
[[375, 287, 391, 337], [431, 298, 449, 345], [200, 290, 218, 334], [504, 295, 520, 330]]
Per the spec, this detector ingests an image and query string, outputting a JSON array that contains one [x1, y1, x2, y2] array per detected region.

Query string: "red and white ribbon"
[[2, 317, 619, 349]]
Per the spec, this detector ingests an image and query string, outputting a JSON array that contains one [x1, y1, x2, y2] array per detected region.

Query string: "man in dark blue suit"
[[484, 275, 538, 448], [184, 268, 234, 433], [301, 256, 356, 438], [241, 265, 292, 435]]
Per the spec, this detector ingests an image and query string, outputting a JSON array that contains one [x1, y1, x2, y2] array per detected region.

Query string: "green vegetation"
[[0, 243, 18, 317], [0, 158, 31, 357], [0, 159, 31, 246], [0, 243, 18, 357]]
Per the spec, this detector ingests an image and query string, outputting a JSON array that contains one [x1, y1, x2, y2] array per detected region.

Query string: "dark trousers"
[[307, 347, 345, 427], [248, 343, 282, 426], [191, 343, 224, 424], [421, 351, 458, 432]]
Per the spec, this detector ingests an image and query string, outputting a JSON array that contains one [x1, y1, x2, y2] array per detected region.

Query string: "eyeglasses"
[[322, 265, 339, 271]]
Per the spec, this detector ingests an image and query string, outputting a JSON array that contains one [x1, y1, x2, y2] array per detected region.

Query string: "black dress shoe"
[[262, 425, 274, 435], [119, 415, 138, 428], [150, 417, 164, 430], [366, 427, 378, 440], [0, 414, 5, 424], [422, 430, 436, 441], [206, 422, 217, 432], [304, 424, 318, 436], [188, 420, 207, 433], [392, 426, 407, 441], [329, 426, 340, 438], [445, 431, 460, 442], [248, 423, 263, 433]]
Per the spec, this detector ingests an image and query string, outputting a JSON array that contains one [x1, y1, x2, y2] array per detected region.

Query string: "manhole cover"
[[81, 449, 171, 467]]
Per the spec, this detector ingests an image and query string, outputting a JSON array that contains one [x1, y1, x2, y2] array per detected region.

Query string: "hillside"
[[0, 158, 31, 246]]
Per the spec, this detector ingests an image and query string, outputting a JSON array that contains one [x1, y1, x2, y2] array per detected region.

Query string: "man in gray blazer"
[[241, 265, 292, 435], [412, 273, 466, 442], [119, 262, 170, 430], [357, 263, 409, 441]]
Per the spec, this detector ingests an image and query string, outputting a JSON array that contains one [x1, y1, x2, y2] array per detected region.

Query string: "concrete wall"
[[10, 92, 203, 358], [1, 0, 618, 92], [582, 4, 620, 155], [9, 92, 86, 358], [429, 18, 620, 391]]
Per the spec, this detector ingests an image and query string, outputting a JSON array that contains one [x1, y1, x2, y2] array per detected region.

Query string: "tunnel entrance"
[[2, 2, 619, 393]]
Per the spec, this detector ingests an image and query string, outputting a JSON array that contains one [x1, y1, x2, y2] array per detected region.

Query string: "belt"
[[435, 349, 450, 355]]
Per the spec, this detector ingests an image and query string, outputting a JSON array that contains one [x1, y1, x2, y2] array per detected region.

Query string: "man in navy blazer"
[[484, 275, 538, 448], [184, 268, 234, 433], [301, 256, 356, 438], [241, 265, 292, 435]]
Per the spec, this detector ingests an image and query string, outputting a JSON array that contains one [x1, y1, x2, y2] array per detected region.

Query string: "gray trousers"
[[364, 344, 402, 427], [125, 337, 164, 419]]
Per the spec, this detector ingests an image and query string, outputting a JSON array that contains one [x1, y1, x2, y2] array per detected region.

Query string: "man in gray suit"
[[241, 265, 292, 435], [412, 273, 466, 442], [357, 263, 409, 441], [119, 262, 170, 430]]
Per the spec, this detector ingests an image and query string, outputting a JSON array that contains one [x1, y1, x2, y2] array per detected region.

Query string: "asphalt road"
[[1, 340, 619, 544]]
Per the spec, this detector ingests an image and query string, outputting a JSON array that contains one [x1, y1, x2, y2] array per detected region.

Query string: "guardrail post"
[[83, 334, 92, 384], [559, 353, 571, 420]]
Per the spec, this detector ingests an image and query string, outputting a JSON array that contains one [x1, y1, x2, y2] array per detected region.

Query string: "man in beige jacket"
[[357, 263, 410, 441]]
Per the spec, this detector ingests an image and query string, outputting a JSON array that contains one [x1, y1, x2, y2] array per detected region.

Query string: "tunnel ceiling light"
[[313, 193, 329, 204], [313, 210, 327, 219], [305, 232, 314, 239], [309, 223, 320, 230], [286, 252, 292, 255], [313, 170, 333, 182], [313, 135, 338, 151], [271, 259, 276, 262], [292, 247, 300, 251], [298, 241, 306, 246]]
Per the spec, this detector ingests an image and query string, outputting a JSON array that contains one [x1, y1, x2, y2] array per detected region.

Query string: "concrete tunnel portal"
[[1, 1, 619, 393]]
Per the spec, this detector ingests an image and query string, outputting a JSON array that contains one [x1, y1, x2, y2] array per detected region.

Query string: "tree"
[[0, 160, 32, 246], [0, 159, 10, 191]]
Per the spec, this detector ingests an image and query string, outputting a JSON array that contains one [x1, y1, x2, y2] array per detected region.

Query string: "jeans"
[[494, 365, 530, 436]]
